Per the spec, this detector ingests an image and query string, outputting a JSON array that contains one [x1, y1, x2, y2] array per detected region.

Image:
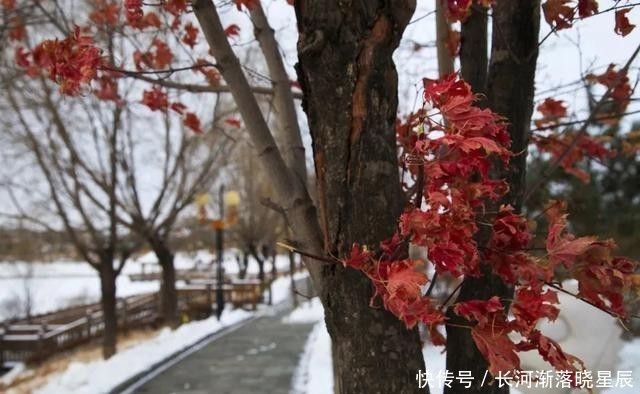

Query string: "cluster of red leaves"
[[534, 98, 567, 129], [400, 75, 511, 277], [542, 1, 636, 36], [89, 1, 120, 27], [133, 39, 174, 70], [193, 58, 221, 85], [347, 74, 639, 379], [586, 64, 633, 114], [532, 132, 612, 183], [15, 27, 103, 95], [140, 86, 202, 133], [343, 244, 446, 342]]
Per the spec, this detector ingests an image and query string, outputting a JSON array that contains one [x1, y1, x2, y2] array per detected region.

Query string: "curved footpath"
[[119, 281, 315, 394]]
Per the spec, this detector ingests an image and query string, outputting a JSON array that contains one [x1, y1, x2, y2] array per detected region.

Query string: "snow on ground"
[[0, 252, 297, 321], [286, 299, 521, 394], [282, 297, 323, 325], [0, 261, 159, 321], [603, 338, 640, 394], [34, 308, 252, 394], [271, 272, 311, 306], [286, 298, 330, 394]]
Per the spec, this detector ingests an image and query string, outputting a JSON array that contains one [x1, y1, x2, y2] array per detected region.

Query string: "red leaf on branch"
[[511, 288, 559, 334], [141, 86, 168, 111], [524, 330, 585, 373], [234, 0, 259, 11], [453, 296, 503, 327], [164, 0, 187, 16], [489, 205, 532, 252], [342, 244, 372, 270], [170, 102, 187, 114], [386, 261, 428, 302], [542, 0, 575, 30], [225, 118, 242, 128], [445, 0, 473, 22], [184, 112, 202, 134], [124, 0, 143, 24], [89, 1, 120, 27], [151, 38, 173, 69], [615, 8, 636, 37], [546, 214, 597, 268], [182, 23, 199, 48], [535, 97, 567, 128], [577, 0, 598, 18], [25, 27, 103, 95], [224, 24, 241, 38], [471, 322, 520, 376]]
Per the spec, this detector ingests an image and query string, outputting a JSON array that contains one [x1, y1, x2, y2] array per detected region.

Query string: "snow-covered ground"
[[35, 308, 252, 394], [0, 251, 296, 321], [286, 297, 640, 394], [603, 338, 640, 394], [1, 268, 303, 393]]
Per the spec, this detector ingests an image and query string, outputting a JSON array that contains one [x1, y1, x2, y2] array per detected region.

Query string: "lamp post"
[[215, 185, 225, 320], [202, 186, 240, 320]]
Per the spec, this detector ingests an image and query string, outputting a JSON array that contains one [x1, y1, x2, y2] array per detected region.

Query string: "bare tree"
[[1, 75, 136, 359]]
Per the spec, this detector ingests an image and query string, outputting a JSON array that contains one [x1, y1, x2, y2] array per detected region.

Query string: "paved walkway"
[[128, 283, 315, 394]]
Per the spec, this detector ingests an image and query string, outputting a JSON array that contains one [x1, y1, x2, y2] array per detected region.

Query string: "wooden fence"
[[0, 281, 263, 366]]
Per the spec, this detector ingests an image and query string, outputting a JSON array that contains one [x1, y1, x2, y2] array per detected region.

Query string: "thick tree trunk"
[[296, 2, 426, 393], [444, 2, 541, 393], [153, 241, 179, 328], [99, 260, 117, 359], [459, 5, 489, 95]]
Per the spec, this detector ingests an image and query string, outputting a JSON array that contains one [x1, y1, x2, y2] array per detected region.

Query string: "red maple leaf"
[[542, 0, 575, 30], [577, 0, 598, 18], [141, 86, 168, 111], [524, 330, 585, 373], [535, 97, 568, 128], [342, 244, 372, 270], [182, 22, 199, 48], [184, 112, 202, 134], [445, 0, 473, 22], [225, 118, 242, 128], [385, 261, 428, 302], [511, 288, 559, 334], [615, 8, 636, 37], [151, 38, 173, 69], [545, 213, 596, 268], [453, 296, 503, 327], [224, 24, 241, 38], [170, 102, 187, 114], [471, 322, 520, 376], [234, 0, 259, 11], [164, 0, 187, 16]]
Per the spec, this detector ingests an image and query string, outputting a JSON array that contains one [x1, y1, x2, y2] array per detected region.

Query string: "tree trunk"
[[295, 2, 426, 393], [99, 260, 117, 359], [444, 2, 540, 393], [153, 241, 179, 328]]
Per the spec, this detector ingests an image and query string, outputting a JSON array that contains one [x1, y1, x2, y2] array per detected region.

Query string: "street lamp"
[[201, 186, 240, 320]]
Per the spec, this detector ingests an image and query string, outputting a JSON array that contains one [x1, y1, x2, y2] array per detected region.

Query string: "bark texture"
[[99, 259, 117, 359], [459, 5, 489, 95], [153, 241, 179, 328], [444, 2, 541, 393], [295, 2, 426, 393]]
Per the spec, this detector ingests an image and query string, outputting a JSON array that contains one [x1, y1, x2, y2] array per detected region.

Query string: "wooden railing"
[[0, 281, 263, 366]]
